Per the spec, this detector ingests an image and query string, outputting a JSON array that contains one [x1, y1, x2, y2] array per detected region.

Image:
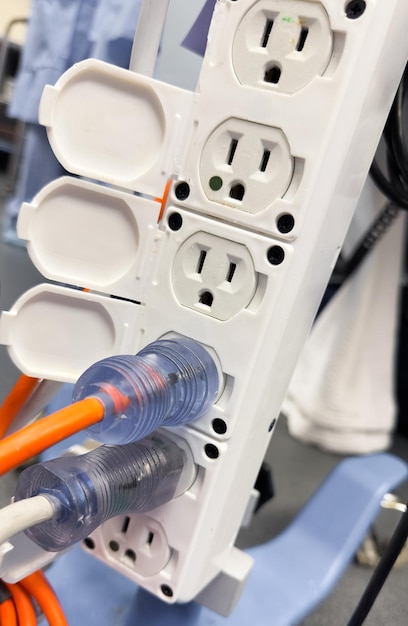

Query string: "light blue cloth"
[[5, 0, 143, 231], [9, 0, 143, 123]]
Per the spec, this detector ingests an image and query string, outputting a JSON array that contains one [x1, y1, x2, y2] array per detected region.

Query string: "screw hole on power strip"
[[205, 444, 220, 459], [161, 585, 174, 598], [168, 212, 183, 231], [212, 418, 227, 435], [277, 213, 295, 233], [345, 0, 366, 19], [267, 246, 285, 265], [175, 181, 190, 200]]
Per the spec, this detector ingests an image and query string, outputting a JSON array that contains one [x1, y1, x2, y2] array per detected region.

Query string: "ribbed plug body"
[[14, 433, 184, 552], [73, 337, 219, 444]]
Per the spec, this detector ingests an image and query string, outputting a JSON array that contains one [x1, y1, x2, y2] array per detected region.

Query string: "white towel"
[[283, 180, 406, 454]]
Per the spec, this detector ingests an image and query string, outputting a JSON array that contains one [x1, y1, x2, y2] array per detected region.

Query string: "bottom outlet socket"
[[101, 514, 171, 577]]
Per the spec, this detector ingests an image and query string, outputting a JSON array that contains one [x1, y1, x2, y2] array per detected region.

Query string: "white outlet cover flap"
[[0, 284, 143, 381], [18, 177, 159, 300], [39, 59, 194, 196]]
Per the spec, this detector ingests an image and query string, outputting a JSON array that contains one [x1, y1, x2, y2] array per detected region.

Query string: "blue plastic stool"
[[46, 453, 407, 626]]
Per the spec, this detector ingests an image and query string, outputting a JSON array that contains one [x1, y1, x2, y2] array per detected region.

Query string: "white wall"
[[1, 0, 30, 44]]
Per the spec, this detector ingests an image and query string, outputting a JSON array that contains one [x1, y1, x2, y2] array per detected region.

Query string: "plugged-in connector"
[[14, 432, 194, 552], [74, 336, 220, 444]]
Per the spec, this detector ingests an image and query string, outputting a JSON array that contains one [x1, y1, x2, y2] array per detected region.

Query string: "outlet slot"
[[227, 138, 239, 166], [124, 549, 137, 565], [226, 262, 237, 283], [264, 64, 281, 84], [261, 19, 274, 48], [199, 290, 214, 307], [296, 26, 309, 52], [259, 149, 271, 173], [229, 183, 245, 201], [121, 516, 131, 534], [196, 249, 207, 274], [147, 531, 154, 546]]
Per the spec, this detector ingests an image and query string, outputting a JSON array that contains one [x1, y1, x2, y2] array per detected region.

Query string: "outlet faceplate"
[[232, 0, 334, 93], [100, 514, 171, 578], [172, 232, 258, 320], [200, 118, 294, 213]]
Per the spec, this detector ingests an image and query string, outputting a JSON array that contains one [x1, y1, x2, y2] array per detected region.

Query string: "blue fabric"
[[9, 0, 143, 123], [5, 0, 143, 226]]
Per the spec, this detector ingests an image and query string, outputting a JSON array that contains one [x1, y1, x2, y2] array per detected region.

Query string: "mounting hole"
[[267, 246, 285, 265], [168, 212, 183, 231], [109, 540, 120, 552], [205, 443, 220, 459], [264, 64, 281, 84], [268, 419, 276, 433], [345, 0, 366, 19], [175, 181, 190, 201], [212, 418, 227, 435], [83, 537, 95, 550], [229, 183, 245, 201], [209, 175, 223, 191], [277, 214, 295, 234], [161, 585, 174, 598], [199, 290, 214, 307]]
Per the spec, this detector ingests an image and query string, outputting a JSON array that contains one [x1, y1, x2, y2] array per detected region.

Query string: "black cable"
[[0, 581, 11, 604], [347, 502, 408, 626], [329, 65, 408, 289]]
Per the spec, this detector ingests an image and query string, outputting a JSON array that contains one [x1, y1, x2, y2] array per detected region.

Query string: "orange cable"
[[20, 571, 68, 626], [0, 597, 17, 626], [0, 397, 105, 476], [0, 375, 40, 439], [4, 582, 36, 626]]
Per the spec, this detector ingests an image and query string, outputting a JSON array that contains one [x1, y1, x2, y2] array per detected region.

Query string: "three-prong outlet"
[[100, 514, 171, 578], [232, 0, 334, 93], [199, 118, 294, 213], [172, 232, 258, 320]]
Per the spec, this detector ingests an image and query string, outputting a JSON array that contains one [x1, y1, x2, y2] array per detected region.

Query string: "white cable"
[[0, 496, 55, 546], [129, 0, 170, 75]]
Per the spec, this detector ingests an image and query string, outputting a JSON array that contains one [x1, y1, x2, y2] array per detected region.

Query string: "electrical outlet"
[[172, 232, 258, 320], [97, 514, 171, 578], [199, 118, 294, 213], [232, 0, 334, 93]]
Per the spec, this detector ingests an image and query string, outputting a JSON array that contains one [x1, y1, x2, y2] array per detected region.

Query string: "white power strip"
[[1, 0, 408, 616]]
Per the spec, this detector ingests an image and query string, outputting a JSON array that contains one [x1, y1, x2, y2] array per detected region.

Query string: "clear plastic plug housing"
[[72, 337, 219, 444], [14, 432, 185, 552]]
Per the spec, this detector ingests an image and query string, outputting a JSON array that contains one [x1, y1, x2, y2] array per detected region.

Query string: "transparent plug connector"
[[73, 337, 219, 444], [14, 432, 188, 552]]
